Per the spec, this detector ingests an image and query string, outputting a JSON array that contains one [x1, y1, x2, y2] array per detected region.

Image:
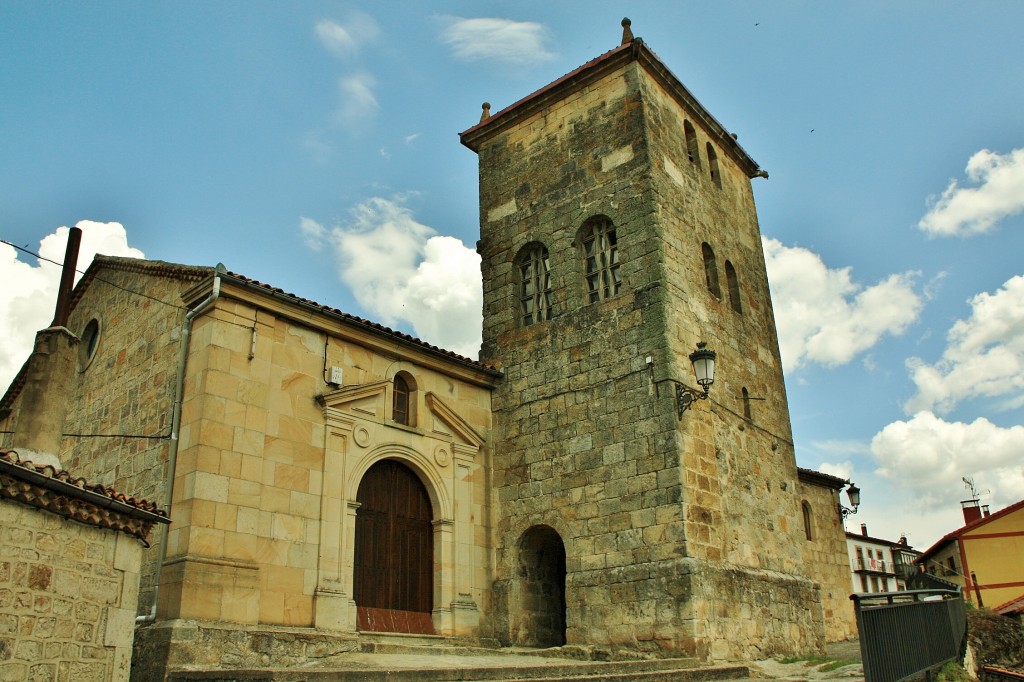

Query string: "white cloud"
[[815, 460, 854, 482], [336, 73, 379, 125], [904, 275, 1024, 414], [919, 147, 1024, 237], [872, 411, 1024, 516], [763, 237, 922, 372], [441, 17, 555, 66], [0, 221, 144, 395], [315, 14, 379, 58], [301, 198, 482, 359]]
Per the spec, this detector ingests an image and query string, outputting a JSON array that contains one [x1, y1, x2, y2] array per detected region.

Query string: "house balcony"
[[855, 557, 895, 575]]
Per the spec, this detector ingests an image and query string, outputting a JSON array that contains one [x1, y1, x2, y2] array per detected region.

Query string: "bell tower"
[[461, 20, 823, 661]]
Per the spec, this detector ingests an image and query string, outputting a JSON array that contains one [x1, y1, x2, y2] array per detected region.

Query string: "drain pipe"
[[137, 264, 223, 623]]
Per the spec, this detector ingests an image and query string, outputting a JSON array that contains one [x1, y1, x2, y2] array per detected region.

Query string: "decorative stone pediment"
[[425, 392, 483, 458], [316, 384, 483, 457], [317, 380, 388, 419]]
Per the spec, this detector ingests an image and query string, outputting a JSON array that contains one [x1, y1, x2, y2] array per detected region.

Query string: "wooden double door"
[[353, 459, 435, 633]]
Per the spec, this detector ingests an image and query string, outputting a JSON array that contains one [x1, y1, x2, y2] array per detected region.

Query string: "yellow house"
[[918, 498, 1024, 610]]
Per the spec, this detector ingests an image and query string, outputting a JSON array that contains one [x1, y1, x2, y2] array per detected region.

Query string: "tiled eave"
[[460, 38, 765, 179], [798, 467, 847, 491], [0, 450, 169, 546]]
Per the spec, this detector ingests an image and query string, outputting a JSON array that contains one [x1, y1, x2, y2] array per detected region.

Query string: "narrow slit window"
[[701, 242, 721, 299], [725, 260, 742, 314], [684, 120, 700, 167], [802, 501, 813, 541], [706, 142, 722, 188]]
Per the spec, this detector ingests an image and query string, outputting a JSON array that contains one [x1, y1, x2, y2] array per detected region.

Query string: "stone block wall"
[[640, 65, 805, 576], [797, 479, 857, 642], [472, 48, 825, 659], [0, 498, 143, 682], [153, 284, 495, 654]]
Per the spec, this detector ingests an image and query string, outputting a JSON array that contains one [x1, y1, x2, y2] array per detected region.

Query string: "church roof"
[[0, 255, 499, 412], [460, 29, 765, 179]]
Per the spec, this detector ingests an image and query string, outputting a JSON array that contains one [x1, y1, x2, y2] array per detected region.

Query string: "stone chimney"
[[10, 226, 82, 469]]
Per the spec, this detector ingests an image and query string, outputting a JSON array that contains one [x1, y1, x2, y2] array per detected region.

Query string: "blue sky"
[[2, 2, 1023, 553]]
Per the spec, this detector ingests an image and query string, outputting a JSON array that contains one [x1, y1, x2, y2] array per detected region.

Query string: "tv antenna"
[[962, 476, 990, 500]]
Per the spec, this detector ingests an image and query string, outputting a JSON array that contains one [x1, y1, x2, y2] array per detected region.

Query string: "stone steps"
[[168, 658, 750, 682]]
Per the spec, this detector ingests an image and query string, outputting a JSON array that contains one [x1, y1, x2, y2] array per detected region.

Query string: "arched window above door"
[[392, 373, 416, 426]]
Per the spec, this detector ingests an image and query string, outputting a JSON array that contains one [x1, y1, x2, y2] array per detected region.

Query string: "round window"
[[79, 318, 101, 370]]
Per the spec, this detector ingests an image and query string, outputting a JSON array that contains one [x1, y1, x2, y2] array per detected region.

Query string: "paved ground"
[[748, 640, 864, 681]]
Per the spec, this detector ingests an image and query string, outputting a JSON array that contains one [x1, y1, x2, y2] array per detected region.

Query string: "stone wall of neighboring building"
[[466, 39, 825, 661], [797, 472, 857, 642], [0, 451, 164, 682], [0, 500, 142, 681]]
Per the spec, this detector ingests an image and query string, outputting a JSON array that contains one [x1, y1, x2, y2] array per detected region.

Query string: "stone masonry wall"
[[152, 288, 493, 657], [476, 63, 687, 652], [475, 53, 824, 659], [797, 480, 857, 642], [0, 498, 143, 682], [642, 62, 824, 655]]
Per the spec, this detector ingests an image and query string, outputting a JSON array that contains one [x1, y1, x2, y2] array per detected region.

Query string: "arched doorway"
[[513, 525, 567, 647], [354, 459, 434, 634]]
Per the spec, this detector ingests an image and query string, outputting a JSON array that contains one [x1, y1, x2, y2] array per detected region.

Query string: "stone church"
[[0, 21, 855, 679]]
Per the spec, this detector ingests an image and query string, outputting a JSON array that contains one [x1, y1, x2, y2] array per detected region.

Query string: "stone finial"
[[480, 102, 491, 122], [621, 18, 634, 44]]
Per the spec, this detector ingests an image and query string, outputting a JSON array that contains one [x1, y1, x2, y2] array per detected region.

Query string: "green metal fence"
[[851, 588, 967, 682]]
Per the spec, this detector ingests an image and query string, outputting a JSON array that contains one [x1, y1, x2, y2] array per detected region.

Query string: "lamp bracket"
[[840, 504, 859, 520], [675, 382, 709, 419]]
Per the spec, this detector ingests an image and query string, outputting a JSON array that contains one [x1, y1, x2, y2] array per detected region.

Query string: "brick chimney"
[[10, 226, 82, 468], [860, 523, 868, 536], [961, 499, 982, 525]]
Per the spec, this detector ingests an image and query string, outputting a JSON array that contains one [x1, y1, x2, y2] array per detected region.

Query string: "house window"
[[392, 373, 415, 426], [516, 243, 553, 325], [706, 143, 722, 188], [860, 575, 869, 592], [684, 120, 700, 167], [725, 260, 742, 314], [701, 242, 721, 299], [581, 217, 621, 303], [801, 501, 813, 541]]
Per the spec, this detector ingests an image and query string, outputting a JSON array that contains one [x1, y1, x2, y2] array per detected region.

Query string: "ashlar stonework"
[[461, 36, 829, 660]]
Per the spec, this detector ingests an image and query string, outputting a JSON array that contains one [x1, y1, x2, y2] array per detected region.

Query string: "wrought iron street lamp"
[[676, 342, 717, 418], [840, 481, 861, 519]]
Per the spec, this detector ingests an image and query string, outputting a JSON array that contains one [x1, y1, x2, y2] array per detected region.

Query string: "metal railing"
[[851, 588, 966, 682], [856, 556, 891, 573]]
